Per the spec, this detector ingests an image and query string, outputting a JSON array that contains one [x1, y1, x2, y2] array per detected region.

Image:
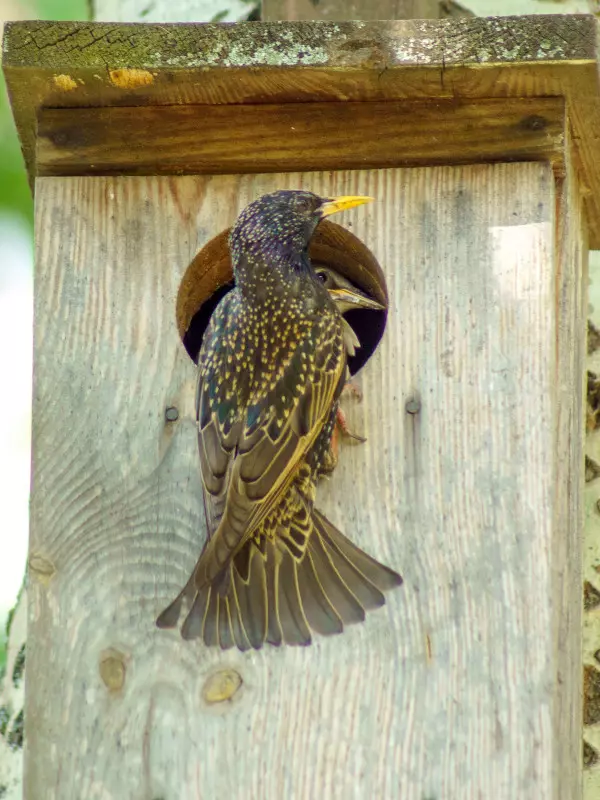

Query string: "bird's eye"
[[315, 269, 333, 288], [293, 195, 313, 213]]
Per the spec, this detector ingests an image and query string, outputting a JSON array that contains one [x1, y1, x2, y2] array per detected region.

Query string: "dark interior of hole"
[[182, 283, 386, 377], [183, 281, 234, 367], [343, 307, 387, 375]]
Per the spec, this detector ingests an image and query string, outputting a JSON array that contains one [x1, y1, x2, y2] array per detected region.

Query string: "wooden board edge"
[[4, 16, 599, 243], [35, 97, 567, 179]]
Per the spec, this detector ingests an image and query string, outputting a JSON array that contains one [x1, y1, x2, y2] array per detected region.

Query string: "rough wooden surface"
[[553, 128, 587, 800], [27, 163, 583, 798], [36, 97, 566, 177], [262, 0, 443, 20], [3, 15, 600, 245]]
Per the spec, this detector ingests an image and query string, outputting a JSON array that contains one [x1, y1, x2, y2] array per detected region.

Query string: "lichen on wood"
[[2, 16, 596, 71], [3, 15, 600, 246]]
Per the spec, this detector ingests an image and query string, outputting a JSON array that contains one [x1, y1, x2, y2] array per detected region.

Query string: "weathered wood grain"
[[27, 164, 584, 798], [553, 128, 587, 800], [3, 16, 600, 245], [36, 97, 566, 177]]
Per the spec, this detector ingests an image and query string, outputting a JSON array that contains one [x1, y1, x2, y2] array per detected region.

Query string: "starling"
[[157, 190, 402, 650], [315, 266, 385, 314], [316, 266, 384, 360]]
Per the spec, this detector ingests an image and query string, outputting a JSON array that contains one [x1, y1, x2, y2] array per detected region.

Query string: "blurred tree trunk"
[[0, 586, 26, 800], [91, 0, 260, 21]]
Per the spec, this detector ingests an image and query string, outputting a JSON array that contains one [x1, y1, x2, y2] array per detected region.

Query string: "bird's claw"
[[318, 382, 367, 478], [336, 382, 367, 443], [336, 406, 366, 443]]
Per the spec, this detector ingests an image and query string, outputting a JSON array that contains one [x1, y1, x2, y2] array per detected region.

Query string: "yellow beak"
[[320, 195, 375, 217], [328, 287, 385, 313]]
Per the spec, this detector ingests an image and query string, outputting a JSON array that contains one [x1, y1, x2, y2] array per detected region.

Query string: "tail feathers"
[[313, 509, 402, 595], [155, 509, 402, 651], [155, 575, 195, 630]]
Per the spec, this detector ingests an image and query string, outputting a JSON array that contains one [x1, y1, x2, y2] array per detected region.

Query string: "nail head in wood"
[[405, 397, 421, 415], [165, 406, 179, 422]]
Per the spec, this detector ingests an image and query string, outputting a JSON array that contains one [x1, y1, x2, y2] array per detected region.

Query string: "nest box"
[[3, 14, 598, 799]]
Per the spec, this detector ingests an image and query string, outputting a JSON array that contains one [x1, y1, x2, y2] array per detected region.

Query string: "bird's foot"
[[336, 381, 367, 443], [335, 405, 367, 444], [319, 385, 367, 478]]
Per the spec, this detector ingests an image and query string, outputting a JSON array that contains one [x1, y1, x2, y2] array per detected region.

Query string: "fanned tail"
[[156, 508, 401, 652]]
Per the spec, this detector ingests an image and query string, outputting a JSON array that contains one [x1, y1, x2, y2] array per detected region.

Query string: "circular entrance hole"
[[176, 220, 388, 376]]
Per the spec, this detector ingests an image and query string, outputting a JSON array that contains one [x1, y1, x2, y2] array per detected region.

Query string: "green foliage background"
[[0, 0, 89, 230]]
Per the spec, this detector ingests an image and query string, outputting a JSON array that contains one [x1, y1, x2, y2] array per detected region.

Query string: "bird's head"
[[314, 267, 385, 313], [229, 190, 373, 271]]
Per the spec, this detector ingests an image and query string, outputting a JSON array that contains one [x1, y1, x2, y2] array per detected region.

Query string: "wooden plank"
[[553, 129, 587, 800], [262, 0, 442, 20], [27, 164, 582, 798], [3, 15, 600, 245], [36, 97, 566, 177]]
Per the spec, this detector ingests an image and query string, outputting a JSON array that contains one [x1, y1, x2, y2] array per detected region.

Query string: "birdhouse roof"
[[3, 15, 600, 244]]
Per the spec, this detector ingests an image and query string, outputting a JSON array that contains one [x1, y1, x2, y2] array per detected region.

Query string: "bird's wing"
[[194, 292, 241, 541], [195, 303, 346, 589]]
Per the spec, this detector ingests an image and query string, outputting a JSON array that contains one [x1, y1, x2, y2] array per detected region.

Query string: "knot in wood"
[[99, 649, 127, 692], [28, 553, 56, 585], [519, 114, 547, 132], [202, 669, 242, 705]]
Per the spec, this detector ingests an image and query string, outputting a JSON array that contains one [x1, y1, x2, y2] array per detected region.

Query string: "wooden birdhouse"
[[2, 12, 597, 798]]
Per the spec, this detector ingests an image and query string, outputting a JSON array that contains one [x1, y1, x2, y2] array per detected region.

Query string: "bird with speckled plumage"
[[156, 190, 402, 650]]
